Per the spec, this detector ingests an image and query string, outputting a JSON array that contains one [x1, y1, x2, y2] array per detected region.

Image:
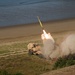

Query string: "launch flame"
[[42, 30, 50, 39], [41, 30, 54, 42], [37, 16, 54, 42], [41, 30, 55, 59]]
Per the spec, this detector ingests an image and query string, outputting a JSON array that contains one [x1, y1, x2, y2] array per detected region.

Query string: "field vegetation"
[[0, 40, 75, 75], [0, 40, 52, 75]]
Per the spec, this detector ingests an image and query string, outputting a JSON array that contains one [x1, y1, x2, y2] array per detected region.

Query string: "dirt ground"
[[41, 65, 75, 75]]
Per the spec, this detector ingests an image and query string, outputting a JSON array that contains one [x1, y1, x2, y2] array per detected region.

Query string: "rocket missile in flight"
[[37, 16, 52, 40], [37, 16, 44, 30]]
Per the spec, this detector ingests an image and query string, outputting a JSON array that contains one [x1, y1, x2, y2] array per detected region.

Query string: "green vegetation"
[[53, 54, 75, 70], [0, 40, 51, 75], [0, 40, 42, 55], [0, 40, 75, 75], [0, 54, 51, 75], [0, 70, 23, 75]]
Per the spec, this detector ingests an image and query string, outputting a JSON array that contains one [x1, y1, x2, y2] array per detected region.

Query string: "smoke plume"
[[41, 33, 75, 59]]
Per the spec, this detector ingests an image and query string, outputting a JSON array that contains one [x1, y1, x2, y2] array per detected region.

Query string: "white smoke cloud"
[[60, 34, 75, 57], [42, 39, 55, 59], [42, 34, 75, 59]]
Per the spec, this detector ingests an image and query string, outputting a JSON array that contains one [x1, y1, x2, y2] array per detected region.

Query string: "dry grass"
[[0, 30, 75, 75], [0, 40, 53, 75], [0, 54, 52, 75]]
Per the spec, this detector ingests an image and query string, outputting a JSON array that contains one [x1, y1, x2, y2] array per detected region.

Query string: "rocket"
[[37, 16, 52, 40], [37, 16, 44, 30]]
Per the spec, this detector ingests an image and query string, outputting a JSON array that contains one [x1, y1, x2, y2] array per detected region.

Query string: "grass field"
[[0, 32, 75, 75], [0, 40, 53, 75]]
